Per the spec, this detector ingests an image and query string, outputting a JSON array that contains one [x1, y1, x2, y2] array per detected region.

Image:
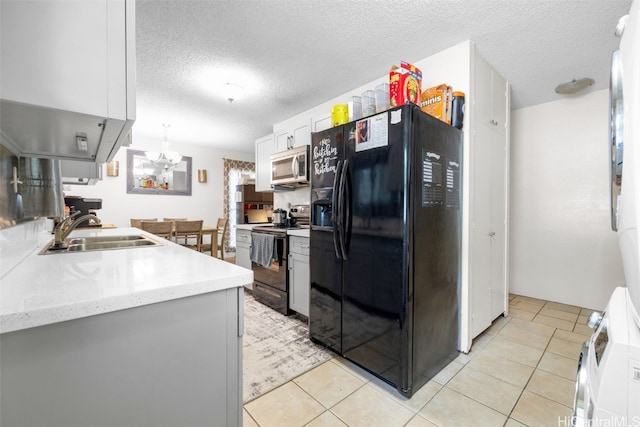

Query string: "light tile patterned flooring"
[[243, 294, 595, 427]]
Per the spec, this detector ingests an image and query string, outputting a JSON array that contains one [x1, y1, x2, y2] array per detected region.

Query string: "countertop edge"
[[0, 227, 253, 334], [0, 272, 252, 335]]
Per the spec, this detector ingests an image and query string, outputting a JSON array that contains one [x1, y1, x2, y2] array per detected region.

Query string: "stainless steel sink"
[[67, 235, 148, 245], [40, 234, 164, 254]]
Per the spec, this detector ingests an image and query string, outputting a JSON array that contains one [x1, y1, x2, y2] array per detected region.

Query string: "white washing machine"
[[574, 288, 640, 425], [573, 0, 640, 425]]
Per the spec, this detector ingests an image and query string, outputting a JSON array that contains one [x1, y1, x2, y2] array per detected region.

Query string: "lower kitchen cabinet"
[[0, 287, 244, 427], [288, 235, 310, 316], [236, 229, 253, 289]]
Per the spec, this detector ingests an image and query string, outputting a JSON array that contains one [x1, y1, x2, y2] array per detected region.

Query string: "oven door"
[[251, 232, 289, 314]]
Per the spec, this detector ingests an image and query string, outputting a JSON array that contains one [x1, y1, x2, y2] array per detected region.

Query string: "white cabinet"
[[474, 53, 508, 136], [0, 288, 243, 426], [312, 113, 332, 133], [236, 229, 253, 289], [0, 0, 135, 164], [288, 235, 310, 316], [274, 117, 311, 151], [255, 134, 274, 192], [255, 118, 311, 192], [469, 50, 510, 339]]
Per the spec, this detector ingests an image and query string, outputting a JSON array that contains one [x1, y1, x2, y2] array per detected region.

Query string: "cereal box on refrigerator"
[[389, 62, 422, 107], [421, 84, 452, 124]]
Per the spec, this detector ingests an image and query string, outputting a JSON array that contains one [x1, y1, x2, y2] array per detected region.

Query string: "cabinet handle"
[[299, 244, 310, 249], [288, 253, 293, 270], [488, 232, 496, 237]]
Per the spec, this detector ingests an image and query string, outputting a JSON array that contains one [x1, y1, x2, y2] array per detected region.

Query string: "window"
[[223, 159, 255, 252]]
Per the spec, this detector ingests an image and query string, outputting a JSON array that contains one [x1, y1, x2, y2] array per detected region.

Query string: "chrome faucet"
[[53, 212, 101, 246]]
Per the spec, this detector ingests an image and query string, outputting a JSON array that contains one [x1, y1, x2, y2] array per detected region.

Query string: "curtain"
[[223, 158, 255, 253]]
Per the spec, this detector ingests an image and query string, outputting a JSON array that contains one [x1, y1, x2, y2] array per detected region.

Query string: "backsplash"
[[0, 143, 64, 229], [274, 187, 310, 209], [0, 218, 53, 279]]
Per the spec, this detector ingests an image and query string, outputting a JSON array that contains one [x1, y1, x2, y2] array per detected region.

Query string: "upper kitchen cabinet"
[[274, 117, 311, 151], [255, 134, 275, 192], [474, 53, 508, 135], [311, 113, 332, 133], [0, 0, 136, 164]]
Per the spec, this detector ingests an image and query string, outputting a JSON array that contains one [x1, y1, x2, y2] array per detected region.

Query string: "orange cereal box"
[[389, 62, 422, 108], [421, 84, 452, 124]]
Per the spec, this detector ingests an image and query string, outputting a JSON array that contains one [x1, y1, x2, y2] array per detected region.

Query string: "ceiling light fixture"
[[554, 78, 595, 95], [223, 82, 243, 103], [145, 124, 182, 170]]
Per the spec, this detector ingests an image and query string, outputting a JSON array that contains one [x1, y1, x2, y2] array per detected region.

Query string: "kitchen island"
[[0, 226, 252, 427]]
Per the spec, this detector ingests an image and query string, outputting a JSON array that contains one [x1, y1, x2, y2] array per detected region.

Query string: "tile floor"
[[243, 294, 595, 427]]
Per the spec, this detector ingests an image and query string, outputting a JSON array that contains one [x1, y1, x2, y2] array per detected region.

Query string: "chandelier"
[[145, 124, 182, 170]]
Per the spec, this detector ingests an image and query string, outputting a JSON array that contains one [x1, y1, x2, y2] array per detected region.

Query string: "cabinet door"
[[236, 231, 253, 273], [291, 120, 311, 148], [313, 114, 332, 133], [471, 124, 494, 338], [491, 72, 508, 136], [274, 130, 290, 152], [255, 134, 274, 192], [289, 251, 310, 316], [0, 0, 132, 119], [471, 123, 508, 337], [274, 118, 311, 151], [474, 53, 493, 130], [489, 130, 507, 318]]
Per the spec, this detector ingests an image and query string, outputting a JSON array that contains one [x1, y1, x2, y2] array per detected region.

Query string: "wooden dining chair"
[[130, 218, 157, 228], [163, 217, 187, 222], [199, 218, 228, 259], [215, 218, 228, 260], [174, 220, 203, 251], [140, 220, 173, 239]]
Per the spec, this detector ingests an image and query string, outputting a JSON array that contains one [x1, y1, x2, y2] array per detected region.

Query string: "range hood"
[[61, 159, 103, 186], [0, 100, 133, 165]]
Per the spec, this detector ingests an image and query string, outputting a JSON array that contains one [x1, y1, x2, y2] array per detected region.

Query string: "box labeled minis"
[[389, 62, 422, 108], [421, 84, 452, 124]]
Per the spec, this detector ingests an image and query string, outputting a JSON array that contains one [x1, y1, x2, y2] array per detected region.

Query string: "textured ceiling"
[[134, 0, 632, 153]]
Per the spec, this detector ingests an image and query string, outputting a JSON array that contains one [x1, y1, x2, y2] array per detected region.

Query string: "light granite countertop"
[[0, 227, 253, 334]]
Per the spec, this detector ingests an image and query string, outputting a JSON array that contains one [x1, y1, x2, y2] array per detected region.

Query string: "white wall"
[[66, 138, 253, 228], [510, 89, 625, 310]]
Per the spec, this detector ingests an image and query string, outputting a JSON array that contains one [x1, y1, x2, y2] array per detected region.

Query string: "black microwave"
[[270, 145, 310, 188]]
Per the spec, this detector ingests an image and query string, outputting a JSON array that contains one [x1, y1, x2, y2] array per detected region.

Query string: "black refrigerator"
[[309, 103, 462, 397]]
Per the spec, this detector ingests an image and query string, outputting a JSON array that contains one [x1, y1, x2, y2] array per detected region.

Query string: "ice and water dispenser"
[[311, 127, 345, 230], [312, 188, 333, 228]]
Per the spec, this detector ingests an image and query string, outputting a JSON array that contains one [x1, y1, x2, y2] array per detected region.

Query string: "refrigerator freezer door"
[[310, 126, 346, 353], [309, 229, 344, 353]]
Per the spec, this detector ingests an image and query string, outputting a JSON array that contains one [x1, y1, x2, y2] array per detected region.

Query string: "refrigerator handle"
[[332, 160, 344, 259], [338, 159, 349, 260], [342, 159, 351, 259]]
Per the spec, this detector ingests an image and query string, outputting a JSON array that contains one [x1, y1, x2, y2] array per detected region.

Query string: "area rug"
[[243, 290, 334, 403]]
